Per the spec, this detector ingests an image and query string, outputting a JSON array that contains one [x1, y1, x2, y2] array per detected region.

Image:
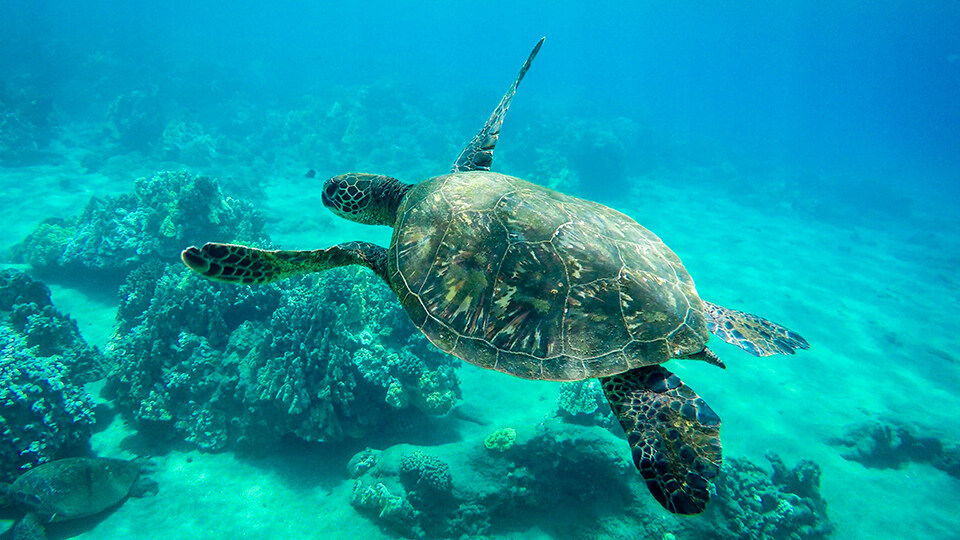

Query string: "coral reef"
[[105, 261, 280, 451], [162, 120, 217, 165], [106, 261, 460, 453], [347, 447, 380, 478], [106, 90, 165, 151], [14, 170, 265, 281], [830, 420, 960, 479], [0, 328, 96, 483], [398, 450, 454, 513], [0, 269, 51, 309], [0, 81, 56, 165], [237, 267, 460, 444], [505, 114, 652, 201], [0, 269, 105, 383], [350, 465, 420, 537], [0, 270, 102, 481], [237, 84, 454, 181], [685, 453, 833, 540], [12, 219, 76, 269], [483, 427, 517, 452], [555, 379, 618, 432], [350, 419, 636, 538]]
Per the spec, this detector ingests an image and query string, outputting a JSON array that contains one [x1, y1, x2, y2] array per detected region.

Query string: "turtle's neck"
[[372, 175, 412, 226]]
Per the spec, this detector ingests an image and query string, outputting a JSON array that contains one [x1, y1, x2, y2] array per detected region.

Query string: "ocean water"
[[1, 2, 959, 539]]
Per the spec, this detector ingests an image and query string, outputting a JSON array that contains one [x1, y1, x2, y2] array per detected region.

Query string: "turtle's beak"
[[181, 246, 210, 273], [321, 178, 337, 209]]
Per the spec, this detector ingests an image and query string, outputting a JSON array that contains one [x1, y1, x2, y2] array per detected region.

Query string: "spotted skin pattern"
[[601, 365, 721, 515], [704, 301, 810, 356], [322, 173, 411, 226], [181, 241, 389, 285]]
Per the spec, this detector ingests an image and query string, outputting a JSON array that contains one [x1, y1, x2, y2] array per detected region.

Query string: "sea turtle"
[[181, 38, 808, 514], [0, 457, 157, 540]]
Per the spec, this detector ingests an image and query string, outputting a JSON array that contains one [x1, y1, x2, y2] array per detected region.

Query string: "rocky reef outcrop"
[[14, 170, 265, 282], [105, 262, 460, 453], [0, 270, 99, 482], [830, 420, 960, 480], [349, 419, 635, 538]]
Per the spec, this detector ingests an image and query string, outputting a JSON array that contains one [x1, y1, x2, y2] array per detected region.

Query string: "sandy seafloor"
[[1, 143, 959, 540]]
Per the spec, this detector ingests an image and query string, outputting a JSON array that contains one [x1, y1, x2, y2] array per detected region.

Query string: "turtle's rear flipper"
[[130, 477, 159, 498], [600, 366, 721, 515], [704, 301, 809, 356], [182, 241, 389, 285], [14, 512, 47, 540]]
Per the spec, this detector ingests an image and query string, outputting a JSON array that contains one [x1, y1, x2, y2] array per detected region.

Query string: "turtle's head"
[[322, 173, 411, 227]]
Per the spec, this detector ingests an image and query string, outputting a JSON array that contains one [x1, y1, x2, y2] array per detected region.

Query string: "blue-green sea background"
[[2, 1, 959, 539]]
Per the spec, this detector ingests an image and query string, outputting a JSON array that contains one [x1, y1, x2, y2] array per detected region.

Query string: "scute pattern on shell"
[[389, 171, 709, 381], [10, 458, 143, 521]]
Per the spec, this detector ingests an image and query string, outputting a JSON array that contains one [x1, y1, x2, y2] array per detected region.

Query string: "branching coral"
[[349, 447, 454, 538], [239, 268, 460, 445]]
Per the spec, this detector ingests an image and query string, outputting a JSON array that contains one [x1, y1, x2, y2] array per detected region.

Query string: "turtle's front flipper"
[[452, 37, 544, 173], [704, 301, 809, 356], [600, 366, 721, 515], [13, 512, 47, 540], [181, 241, 388, 285]]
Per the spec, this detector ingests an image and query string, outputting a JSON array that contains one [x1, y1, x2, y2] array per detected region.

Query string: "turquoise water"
[[2, 2, 959, 539]]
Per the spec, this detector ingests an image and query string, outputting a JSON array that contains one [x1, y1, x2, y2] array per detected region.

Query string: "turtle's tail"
[[703, 301, 809, 356]]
